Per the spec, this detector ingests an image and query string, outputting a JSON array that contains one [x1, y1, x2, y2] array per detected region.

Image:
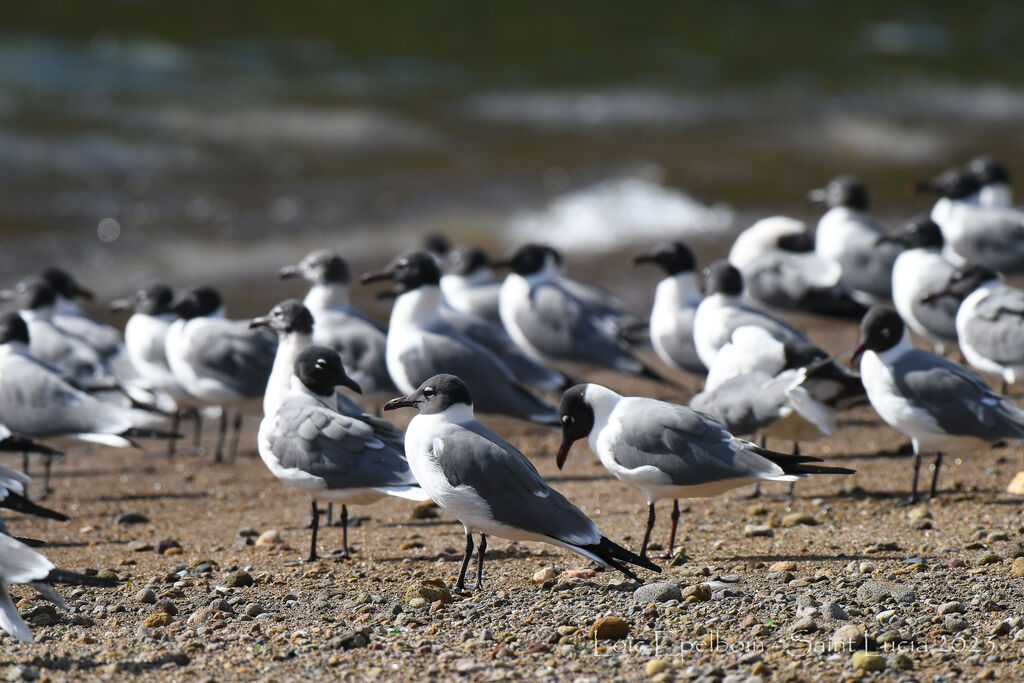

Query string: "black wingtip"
[[0, 435, 63, 457], [582, 536, 662, 580], [0, 492, 69, 521], [121, 428, 182, 440], [45, 568, 118, 588]]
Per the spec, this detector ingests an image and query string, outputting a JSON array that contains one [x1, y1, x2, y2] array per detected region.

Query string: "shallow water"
[[2, 4, 1023, 311]]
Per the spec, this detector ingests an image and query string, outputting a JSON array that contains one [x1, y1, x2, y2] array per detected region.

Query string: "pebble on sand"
[[768, 561, 797, 572], [532, 567, 556, 584], [588, 616, 629, 640], [254, 530, 284, 547], [1011, 558, 1024, 576], [781, 512, 817, 527], [633, 582, 682, 604], [646, 659, 669, 676], [406, 580, 452, 605], [225, 570, 254, 587], [851, 651, 886, 671], [743, 525, 774, 537]]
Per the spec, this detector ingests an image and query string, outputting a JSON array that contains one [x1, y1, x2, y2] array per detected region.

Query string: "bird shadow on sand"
[[93, 492, 209, 502], [721, 553, 913, 563], [373, 547, 568, 565]]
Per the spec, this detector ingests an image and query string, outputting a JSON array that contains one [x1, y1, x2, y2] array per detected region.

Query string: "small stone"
[[943, 615, 969, 631], [406, 579, 451, 605], [408, 597, 427, 609], [634, 582, 683, 604], [187, 608, 215, 626], [991, 621, 1012, 637], [890, 653, 913, 670], [25, 604, 57, 626], [589, 616, 629, 640], [116, 512, 149, 525], [5, 667, 25, 682], [254, 530, 284, 547], [646, 659, 669, 676], [154, 599, 177, 616], [556, 626, 577, 636], [560, 568, 597, 579], [1011, 557, 1024, 576], [1005, 471, 1024, 495], [681, 584, 711, 601], [851, 651, 886, 671], [782, 512, 817, 527], [936, 601, 965, 616], [768, 561, 797, 572], [831, 624, 864, 650], [746, 503, 767, 516], [399, 540, 425, 550], [976, 553, 1001, 566], [907, 506, 931, 521], [225, 570, 254, 587], [791, 617, 817, 633], [743, 525, 774, 538], [245, 603, 265, 617], [209, 598, 234, 614], [155, 539, 181, 555], [96, 570, 118, 581], [128, 541, 153, 552], [410, 501, 439, 519], [337, 628, 371, 649], [820, 601, 848, 620], [532, 567, 556, 584], [143, 613, 171, 628], [876, 629, 902, 645]]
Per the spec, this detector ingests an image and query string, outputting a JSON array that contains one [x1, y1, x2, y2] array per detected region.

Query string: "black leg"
[[325, 502, 334, 527], [214, 409, 228, 462], [191, 408, 203, 451], [787, 442, 800, 499], [475, 533, 487, 590], [1001, 379, 1008, 395], [339, 505, 349, 558], [640, 502, 656, 560], [42, 455, 53, 499], [662, 500, 680, 559], [909, 449, 922, 504], [166, 410, 181, 458], [307, 499, 319, 562], [228, 413, 243, 460], [929, 452, 943, 500], [455, 530, 474, 591], [21, 451, 29, 476]]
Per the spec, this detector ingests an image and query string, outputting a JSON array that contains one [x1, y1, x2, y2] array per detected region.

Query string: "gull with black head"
[[852, 306, 1024, 502], [440, 245, 503, 324], [258, 346, 428, 561], [385, 374, 660, 590], [557, 384, 854, 559]]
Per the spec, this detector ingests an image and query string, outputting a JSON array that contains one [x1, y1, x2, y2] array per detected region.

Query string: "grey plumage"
[[311, 310, 394, 395], [961, 286, 1024, 365], [188, 322, 276, 398]]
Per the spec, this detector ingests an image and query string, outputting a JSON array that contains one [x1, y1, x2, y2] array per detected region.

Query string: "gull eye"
[[315, 358, 328, 369], [561, 415, 571, 424], [422, 387, 435, 398]]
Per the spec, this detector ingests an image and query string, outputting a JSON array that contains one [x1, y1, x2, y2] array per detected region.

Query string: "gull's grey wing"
[[611, 399, 783, 485], [963, 287, 1024, 365], [718, 304, 825, 367], [312, 311, 394, 394], [908, 264, 961, 341], [690, 372, 792, 436], [443, 308, 565, 389], [53, 315, 123, 361], [743, 253, 866, 319], [891, 350, 1024, 440], [835, 238, 901, 300], [0, 357, 130, 437], [950, 212, 1024, 274], [268, 398, 416, 489], [400, 325, 555, 421], [513, 282, 642, 373], [434, 421, 600, 546], [189, 322, 277, 397], [27, 321, 109, 382]]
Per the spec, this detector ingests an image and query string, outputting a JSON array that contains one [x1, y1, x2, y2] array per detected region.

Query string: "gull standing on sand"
[[279, 250, 394, 395], [165, 287, 276, 460], [257, 346, 429, 561], [557, 383, 853, 559], [808, 175, 902, 305], [630, 242, 706, 375], [384, 374, 660, 589], [852, 306, 1024, 502], [914, 167, 1024, 273], [37, 268, 125, 365], [882, 215, 962, 353], [692, 261, 865, 409], [0, 534, 116, 642], [362, 252, 560, 424], [924, 264, 1024, 393], [728, 216, 866, 319], [496, 244, 662, 380]]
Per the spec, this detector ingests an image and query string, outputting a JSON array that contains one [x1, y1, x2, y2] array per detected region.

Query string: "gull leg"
[[191, 408, 203, 452], [228, 413, 243, 460], [166, 410, 181, 458], [661, 499, 680, 559], [325, 502, 334, 527], [787, 442, 800, 499], [338, 505, 349, 559], [214, 408, 229, 462], [908, 449, 922, 505], [456, 530, 474, 591], [22, 451, 29, 477], [929, 452, 943, 500], [307, 499, 319, 562], [749, 436, 767, 498], [42, 454, 53, 499], [475, 533, 487, 590], [640, 502, 656, 560]]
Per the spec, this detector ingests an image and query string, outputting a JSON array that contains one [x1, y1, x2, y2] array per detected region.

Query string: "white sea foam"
[[505, 171, 736, 253]]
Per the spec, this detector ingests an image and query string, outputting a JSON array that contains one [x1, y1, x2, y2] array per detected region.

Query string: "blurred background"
[[3, 1, 1023, 306]]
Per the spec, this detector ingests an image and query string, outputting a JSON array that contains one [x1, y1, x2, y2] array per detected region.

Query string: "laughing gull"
[[557, 383, 853, 559], [967, 155, 1013, 208], [495, 244, 663, 380], [852, 306, 1024, 502], [728, 216, 866, 319], [165, 287, 276, 460], [257, 346, 428, 561], [0, 313, 173, 491], [693, 261, 865, 409], [39, 268, 125, 365], [882, 216, 962, 353], [914, 166, 1024, 273], [279, 250, 394, 395], [384, 374, 660, 589], [110, 284, 184, 399], [924, 264, 1024, 392], [0, 534, 117, 642], [630, 242, 706, 375], [440, 245, 503, 324], [361, 253, 560, 425], [808, 175, 902, 304]]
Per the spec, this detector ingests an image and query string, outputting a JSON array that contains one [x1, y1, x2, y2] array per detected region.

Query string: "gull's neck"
[[583, 383, 623, 430], [390, 286, 443, 327], [654, 272, 701, 309], [304, 283, 350, 313]]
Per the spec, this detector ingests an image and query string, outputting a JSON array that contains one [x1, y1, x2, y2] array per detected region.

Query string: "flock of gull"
[[1, 155, 1024, 643]]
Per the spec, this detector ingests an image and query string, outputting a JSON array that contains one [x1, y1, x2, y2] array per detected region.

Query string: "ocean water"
[[2, 4, 1023, 312]]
